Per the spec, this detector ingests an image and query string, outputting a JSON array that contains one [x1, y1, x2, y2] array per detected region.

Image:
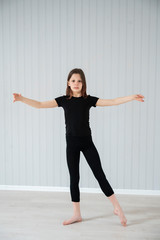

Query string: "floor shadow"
[[122, 208, 160, 226], [82, 213, 113, 222]]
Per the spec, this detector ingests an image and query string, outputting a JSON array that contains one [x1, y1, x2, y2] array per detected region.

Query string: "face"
[[68, 73, 83, 94]]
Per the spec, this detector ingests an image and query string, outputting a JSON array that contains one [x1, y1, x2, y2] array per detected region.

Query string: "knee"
[[94, 170, 106, 181]]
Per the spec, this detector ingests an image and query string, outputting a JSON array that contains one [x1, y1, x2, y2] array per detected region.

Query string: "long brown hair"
[[66, 68, 88, 99]]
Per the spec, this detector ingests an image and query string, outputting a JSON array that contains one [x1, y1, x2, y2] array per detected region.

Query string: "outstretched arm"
[[13, 93, 58, 108], [96, 94, 144, 107], [13, 93, 41, 108]]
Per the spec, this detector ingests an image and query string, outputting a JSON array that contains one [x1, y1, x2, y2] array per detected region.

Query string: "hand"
[[13, 93, 22, 103], [133, 94, 145, 102]]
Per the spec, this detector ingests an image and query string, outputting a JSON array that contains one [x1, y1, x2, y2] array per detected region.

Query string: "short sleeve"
[[88, 95, 99, 107], [55, 95, 65, 107]]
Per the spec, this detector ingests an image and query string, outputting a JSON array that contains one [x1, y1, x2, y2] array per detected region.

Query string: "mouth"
[[74, 87, 79, 89]]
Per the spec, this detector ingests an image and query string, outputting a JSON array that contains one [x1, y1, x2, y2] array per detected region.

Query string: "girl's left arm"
[[96, 94, 145, 107]]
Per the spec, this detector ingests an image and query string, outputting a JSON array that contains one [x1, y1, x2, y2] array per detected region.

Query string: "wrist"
[[131, 95, 136, 100], [20, 95, 24, 102]]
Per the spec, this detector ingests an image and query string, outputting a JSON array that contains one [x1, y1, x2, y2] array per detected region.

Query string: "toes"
[[63, 221, 68, 225], [121, 220, 127, 227], [63, 217, 82, 225]]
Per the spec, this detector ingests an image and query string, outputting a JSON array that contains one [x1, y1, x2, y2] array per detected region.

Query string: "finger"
[[138, 95, 144, 98]]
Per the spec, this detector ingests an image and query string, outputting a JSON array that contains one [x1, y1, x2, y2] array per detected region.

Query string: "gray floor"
[[0, 190, 160, 240]]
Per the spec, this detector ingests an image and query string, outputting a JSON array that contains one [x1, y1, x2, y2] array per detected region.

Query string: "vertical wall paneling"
[[0, 0, 159, 192]]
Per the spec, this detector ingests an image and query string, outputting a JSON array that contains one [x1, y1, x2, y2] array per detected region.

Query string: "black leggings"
[[66, 134, 114, 202]]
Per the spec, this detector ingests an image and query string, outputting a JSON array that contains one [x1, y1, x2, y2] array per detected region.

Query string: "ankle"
[[108, 194, 121, 209], [73, 212, 81, 217], [72, 201, 81, 216]]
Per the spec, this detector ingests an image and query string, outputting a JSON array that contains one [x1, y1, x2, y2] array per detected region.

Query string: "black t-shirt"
[[55, 95, 99, 136]]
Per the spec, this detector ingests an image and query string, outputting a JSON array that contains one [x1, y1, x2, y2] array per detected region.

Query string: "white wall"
[[0, 0, 159, 192]]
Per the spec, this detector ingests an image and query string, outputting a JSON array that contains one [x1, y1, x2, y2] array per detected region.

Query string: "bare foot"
[[114, 207, 127, 227], [63, 215, 82, 225]]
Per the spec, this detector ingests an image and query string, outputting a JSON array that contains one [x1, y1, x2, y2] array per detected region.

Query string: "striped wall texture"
[[0, 0, 159, 192]]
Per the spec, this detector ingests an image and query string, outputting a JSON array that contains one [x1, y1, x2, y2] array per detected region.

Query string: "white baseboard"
[[0, 185, 160, 195]]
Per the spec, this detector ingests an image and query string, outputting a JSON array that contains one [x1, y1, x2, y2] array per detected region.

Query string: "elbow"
[[112, 99, 117, 106], [37, 102, 41, 109]]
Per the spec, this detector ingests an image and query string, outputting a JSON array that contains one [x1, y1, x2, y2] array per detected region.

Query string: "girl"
[[13, 68, 144, 227]]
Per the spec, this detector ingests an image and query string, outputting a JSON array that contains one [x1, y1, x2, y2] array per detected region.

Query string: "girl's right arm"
[[13, 93, 58, 108]]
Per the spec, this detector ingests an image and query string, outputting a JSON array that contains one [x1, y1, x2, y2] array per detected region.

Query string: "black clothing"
[[55, 95, 99, 137], [66, 134, 114, 202], [55, 94, 114, 202]]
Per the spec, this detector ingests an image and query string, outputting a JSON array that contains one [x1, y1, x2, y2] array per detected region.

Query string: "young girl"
[[13, 68, 144, 227]]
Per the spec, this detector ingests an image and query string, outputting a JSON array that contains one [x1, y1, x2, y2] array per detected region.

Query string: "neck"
[[72, 92, 82, 97]]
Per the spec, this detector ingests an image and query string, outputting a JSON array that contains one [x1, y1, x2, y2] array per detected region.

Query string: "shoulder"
[[87, 94, 99, 100], [55, 95, 68, 107], [86, 94, 99, 107], [55, 95, 67, 100]]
